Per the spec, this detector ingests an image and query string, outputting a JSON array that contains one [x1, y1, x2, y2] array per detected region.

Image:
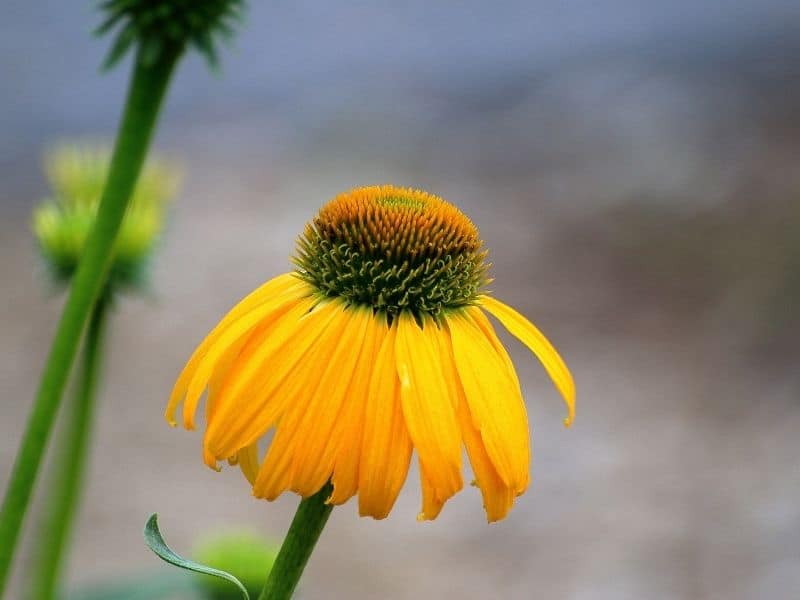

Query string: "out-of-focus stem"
[[0, 43, 181, 595], [28, 295, 109, 600]]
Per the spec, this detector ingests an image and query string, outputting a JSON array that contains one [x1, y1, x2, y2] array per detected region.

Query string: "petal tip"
[[358, 507, 389, 520], [203, 448, 220, 471], [164, 403, 179, 427]]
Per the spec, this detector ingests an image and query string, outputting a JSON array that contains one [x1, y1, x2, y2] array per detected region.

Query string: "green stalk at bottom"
[[258, 483, 334, 600], [0, 44, 181, 595], [28, 296, 109, 600]]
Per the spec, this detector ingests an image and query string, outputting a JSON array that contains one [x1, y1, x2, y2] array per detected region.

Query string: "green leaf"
[[143, 514, 250, 600], [102, 21, 137, 70]]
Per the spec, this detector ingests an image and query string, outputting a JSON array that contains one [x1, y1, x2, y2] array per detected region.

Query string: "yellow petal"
[[237, 441, 260, 486], [467, 306, 516, 375], [204, 298, 336, 461], [182, 293, 310, 432], [358, 323, 413, 519], [439, 326, 515, 522], [251, 302, 350, 500], [395, 312, 463, 513], [252, 419, 295, 501], [167, 281, 310, 429], [417, 465, 445, 521], [166, 273, 306, 423], [328, 313, 387, 505], [448, 310, 530, 494], [479, 296, 575, 427], [204, 320, 270, 425], [182, 295, 305, 431], [204, 445, 219, 471], [204, 318, 273, 425], [290, 305, 372, 496]]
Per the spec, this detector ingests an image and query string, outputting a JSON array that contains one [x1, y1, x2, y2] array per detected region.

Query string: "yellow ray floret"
[[478, 296, 576, 427], [168, 275, 573, 521]]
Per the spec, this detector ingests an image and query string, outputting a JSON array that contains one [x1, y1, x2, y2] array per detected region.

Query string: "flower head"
[[97, 0, 245, 69], [168, 185, 574, 522], [32, 143, 179, 290]]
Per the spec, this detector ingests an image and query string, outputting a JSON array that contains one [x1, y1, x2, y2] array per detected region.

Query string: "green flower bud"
[[32, 143, 180, 291], [192, 532, 279, 600]]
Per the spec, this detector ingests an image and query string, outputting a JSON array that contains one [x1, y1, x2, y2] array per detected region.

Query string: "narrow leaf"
[[93, 11, 124, 37], [102, 22, 137, 70], [143, 514, 250, 600]]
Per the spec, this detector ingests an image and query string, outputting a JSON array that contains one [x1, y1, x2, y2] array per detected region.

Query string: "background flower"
[[32, 143, 180, 291]]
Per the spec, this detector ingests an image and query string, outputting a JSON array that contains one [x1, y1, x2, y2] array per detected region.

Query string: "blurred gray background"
[[2, 1, 800, 599]]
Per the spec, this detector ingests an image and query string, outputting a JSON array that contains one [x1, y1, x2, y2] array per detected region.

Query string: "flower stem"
[[258, 484, 334, 600], [0, 44, 181, 595], [28, 294, 109, 600]]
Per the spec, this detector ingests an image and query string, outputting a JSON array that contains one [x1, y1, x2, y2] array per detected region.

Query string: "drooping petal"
[[468, 306, 516, 375], [204, 318, 273, 425], [182, 294, 308, 431], [358, 324, 413, 519], [166, 273, 306, 423], [459, 414, 516, 522], [251, 419, 294, 501], [203, 298, 338, 460], [328, 313, 387, 505], [418, 465, 445, 521], [251, 302, 352, 500], [395, 312, 463, 515], [203, 445, 219, 471], [195, 298, 314, 459], [237, 441, 260, 486], [204, 319, 273, 426], [168, 282, 311, 429], [479, 295, 575, 427], [290, 305, 372, 496], [438, 323, 515, 521], [448, 310, 530, 494]]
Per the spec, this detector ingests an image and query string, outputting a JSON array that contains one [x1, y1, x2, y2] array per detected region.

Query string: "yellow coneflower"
[[167, 186, 574, 522]]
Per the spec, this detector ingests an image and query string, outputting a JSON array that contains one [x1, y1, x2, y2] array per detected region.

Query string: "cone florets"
[[294, 186, 489, 319]]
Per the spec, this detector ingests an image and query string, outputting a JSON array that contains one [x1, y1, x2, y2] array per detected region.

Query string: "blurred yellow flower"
[[32, 143, 179, 288], [167, 186, 574, 522]]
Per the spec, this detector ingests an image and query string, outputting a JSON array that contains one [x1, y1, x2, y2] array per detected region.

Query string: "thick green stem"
[[0, 44, 181, 595], [28, 296, 109, 600], [258, 484, 334, 600]]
